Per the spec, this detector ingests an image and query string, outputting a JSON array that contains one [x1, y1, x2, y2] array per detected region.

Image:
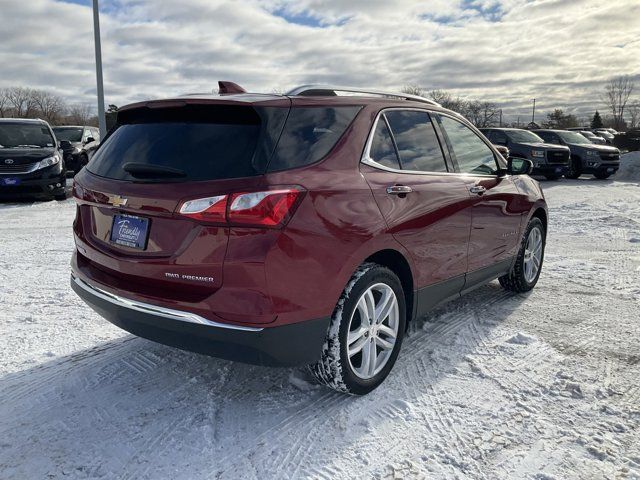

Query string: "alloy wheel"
[[523, 226, 543, 283], [347, 283, 400, 379]]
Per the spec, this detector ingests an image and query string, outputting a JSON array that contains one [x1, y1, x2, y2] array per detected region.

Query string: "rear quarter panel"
[[260, 106, 417, 325]]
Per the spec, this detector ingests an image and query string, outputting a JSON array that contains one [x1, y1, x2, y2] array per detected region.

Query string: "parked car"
[[0, 118, 67, 200], [589, 129, 615, 144], [612, 129, 640, 152], [594, 128, 619, 136], [479, 127, 570, 180], [71, 83, 548, 395], [52, 125, 100, 174], [577, 130, 607, 145], [533, 129, 621, 179]]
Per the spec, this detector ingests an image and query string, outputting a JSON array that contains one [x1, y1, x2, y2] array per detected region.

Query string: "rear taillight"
[[179, 194, 228, 222], [178, 187, 303, 228], [228, 188, 302, 227]]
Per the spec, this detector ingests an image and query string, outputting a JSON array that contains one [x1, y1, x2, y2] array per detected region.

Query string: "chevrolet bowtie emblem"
[[108, 195, 128, 207]]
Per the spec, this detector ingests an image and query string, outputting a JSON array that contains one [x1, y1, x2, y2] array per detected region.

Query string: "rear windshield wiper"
[[122, 162, 186, 179]]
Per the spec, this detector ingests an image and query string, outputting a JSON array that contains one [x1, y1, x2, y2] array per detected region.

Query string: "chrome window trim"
[[360, 107, 499, 178], [71, 273, 264, 332]]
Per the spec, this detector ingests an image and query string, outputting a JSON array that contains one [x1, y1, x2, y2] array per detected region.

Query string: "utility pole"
[[499, 109, 503, 127], [92, 0, 106, 138], [531, 98, 536, 125]]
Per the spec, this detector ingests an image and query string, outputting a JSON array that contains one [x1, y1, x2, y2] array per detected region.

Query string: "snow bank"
[[616, 151, 640, 182], [506, 332, 537, 345]]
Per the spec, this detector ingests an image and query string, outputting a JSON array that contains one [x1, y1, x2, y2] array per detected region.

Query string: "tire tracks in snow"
[[305, 287, 513, 479]]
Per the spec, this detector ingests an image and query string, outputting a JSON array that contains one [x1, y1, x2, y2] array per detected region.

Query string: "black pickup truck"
[[480, 128, 570, 180], [533, 129, 621, 179]]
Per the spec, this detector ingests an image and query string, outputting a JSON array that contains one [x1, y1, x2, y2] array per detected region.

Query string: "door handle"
[[386, 185, 413, 195], [469, 185, 486, 195]]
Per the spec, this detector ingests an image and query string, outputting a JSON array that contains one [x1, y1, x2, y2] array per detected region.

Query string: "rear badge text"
[[165, 272, 215, 283]]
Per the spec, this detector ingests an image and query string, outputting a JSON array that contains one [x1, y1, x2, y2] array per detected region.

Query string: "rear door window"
[[267, 107, 361, 172], [384, 110, 448, 172], [368, 117, 401, 169]]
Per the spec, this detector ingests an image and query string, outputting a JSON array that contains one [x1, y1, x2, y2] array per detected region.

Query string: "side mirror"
[[85, 137, 95, 144], [59, 140, 72, 149], [507, 157, 533, 175]]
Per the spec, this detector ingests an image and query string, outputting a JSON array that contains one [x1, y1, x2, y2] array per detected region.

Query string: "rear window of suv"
[[87, 104, 360, 181], [87, 105, 270, 182]]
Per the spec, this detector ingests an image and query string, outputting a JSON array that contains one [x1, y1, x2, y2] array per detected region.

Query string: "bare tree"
[[0, 88, 9, 117], [466, 101, 483, 126], [401, 84, 427, 97], [602, 76, 635, 130], [465, 100, 499, 127], [429, 89, 452, 106], [66, 104, 94, 125], [481, 102, 499, 127], [32, 90, 65, 124], [628, 100, 640, 129], [0, 86, 101, 126], [429, 89, 468, 114], [5, 87, 37, 117]]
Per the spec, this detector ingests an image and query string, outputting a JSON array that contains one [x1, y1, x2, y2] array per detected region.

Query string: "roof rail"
[[286, 85, 441, 107]]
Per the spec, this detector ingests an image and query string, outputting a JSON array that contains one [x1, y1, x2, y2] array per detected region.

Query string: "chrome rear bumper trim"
[[71, 273, 264, 332]]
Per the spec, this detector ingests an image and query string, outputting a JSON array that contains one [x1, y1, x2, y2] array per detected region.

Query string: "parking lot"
[[0, 160, 639, 479]]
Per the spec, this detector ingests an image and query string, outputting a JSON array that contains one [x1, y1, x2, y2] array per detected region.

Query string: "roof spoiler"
[[218, 81, 247, 95]]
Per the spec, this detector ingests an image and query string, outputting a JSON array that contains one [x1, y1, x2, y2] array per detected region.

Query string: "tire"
[[544, 173, 560, 181], [54, 190, 67, 201], [308, 263, 406, 395], [593, 171, 611, 180], [565, 156, 582, 179], [499, 218, 545, 293]]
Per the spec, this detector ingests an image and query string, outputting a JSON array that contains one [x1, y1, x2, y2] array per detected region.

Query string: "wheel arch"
[[571, 153, 584, 164], [531, 206, 548, 233], [364, 249, 415, 327]]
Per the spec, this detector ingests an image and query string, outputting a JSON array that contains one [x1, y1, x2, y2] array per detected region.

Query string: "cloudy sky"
[[1, 0, 639, 122]]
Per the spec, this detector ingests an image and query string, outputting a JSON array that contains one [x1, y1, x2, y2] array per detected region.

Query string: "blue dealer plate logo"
[[110, 214, 150, 250]]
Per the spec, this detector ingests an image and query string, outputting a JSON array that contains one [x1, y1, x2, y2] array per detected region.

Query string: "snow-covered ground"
[[1, 158, 639, 479]]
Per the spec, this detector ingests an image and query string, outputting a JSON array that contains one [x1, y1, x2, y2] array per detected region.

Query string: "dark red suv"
[[71, 83, 547, 395]]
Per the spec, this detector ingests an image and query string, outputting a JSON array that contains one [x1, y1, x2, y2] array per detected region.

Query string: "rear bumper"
[[71, 273, 330, 367]]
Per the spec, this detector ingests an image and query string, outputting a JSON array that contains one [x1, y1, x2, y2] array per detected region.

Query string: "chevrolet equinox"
[[71, 82, 548, 395]]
